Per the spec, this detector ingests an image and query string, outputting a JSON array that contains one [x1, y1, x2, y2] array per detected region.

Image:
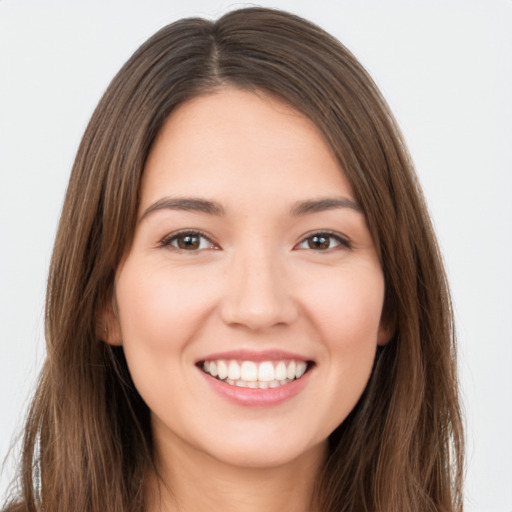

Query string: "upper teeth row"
[[202, 360, 307, 382]]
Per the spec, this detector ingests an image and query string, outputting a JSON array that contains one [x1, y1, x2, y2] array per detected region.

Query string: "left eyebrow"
[[290, 197, 363, 216], [139, 197, 225, 222]]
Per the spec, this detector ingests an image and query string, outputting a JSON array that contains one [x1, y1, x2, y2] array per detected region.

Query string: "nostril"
[[219, 296, 299, 331]]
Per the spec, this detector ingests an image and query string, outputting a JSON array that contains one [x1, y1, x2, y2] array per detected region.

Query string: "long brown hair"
[[4, 7, 463, 512]]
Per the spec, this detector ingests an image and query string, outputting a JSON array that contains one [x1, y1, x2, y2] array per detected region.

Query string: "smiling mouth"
[[198, 359, 311, 389]]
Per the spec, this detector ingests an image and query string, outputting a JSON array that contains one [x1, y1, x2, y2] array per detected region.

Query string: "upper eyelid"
[[159, 229, 218, 247], [297, 230, 351, 245]]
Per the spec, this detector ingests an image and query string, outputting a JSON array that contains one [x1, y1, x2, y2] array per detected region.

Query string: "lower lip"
[[198, 368, 311, 407]]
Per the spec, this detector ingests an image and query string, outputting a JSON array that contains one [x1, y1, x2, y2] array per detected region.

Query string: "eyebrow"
[[140, 197, 225, 221], [290, 197, 362, 216], [140, 195, 362, 222]]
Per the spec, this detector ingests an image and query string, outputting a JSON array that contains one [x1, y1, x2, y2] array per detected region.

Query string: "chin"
[[198, 429, 328, 471]]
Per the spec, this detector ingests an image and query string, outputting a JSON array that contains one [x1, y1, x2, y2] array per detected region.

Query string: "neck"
[[145, 434, 326, 512]]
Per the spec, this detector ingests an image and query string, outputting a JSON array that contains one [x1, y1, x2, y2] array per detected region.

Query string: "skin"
[[104, 87, 390, 512]]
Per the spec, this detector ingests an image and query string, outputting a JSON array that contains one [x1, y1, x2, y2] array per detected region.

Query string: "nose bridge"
[[220, 241, 297, 330]]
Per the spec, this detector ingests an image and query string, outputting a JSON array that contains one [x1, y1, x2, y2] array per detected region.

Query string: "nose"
[[219, 247, 299, 331]]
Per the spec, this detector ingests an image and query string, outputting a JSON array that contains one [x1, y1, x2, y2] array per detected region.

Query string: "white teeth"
[[240, 361, 258, 382], [258, 361, 275, 382], [286, 361, 296, 379], [295, 361, 307, 379], [228, 361, 241, 380], [275, 361, 287, 381], [201, 358, 310, 388], [217, 360, 228, 380]]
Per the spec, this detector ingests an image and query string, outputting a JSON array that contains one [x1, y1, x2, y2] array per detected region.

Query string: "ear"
[[97, 297, 123, 346], [377, 321, 394, 346], [377, 308, 396, 346], [377, 295, 396, 346]]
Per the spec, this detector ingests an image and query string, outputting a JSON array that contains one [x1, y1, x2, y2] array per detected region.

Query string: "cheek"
[[305, 262, 385, 344], [302, 263, 385, 426], [115, 262, 217, 349], [114, 262, 220, 414]]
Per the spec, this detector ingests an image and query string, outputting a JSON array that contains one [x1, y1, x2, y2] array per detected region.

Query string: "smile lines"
[[201, 359, 308, 389]]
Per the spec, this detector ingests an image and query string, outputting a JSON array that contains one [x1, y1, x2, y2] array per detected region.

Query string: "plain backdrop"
[[1, 0, 511, 510]]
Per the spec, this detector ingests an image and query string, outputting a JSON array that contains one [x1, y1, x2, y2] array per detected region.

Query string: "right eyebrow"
[[139, 197, 225, 222], [290, 197, 362, 216]]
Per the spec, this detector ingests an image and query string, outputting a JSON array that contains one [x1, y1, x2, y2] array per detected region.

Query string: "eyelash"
[[159, 229, 351, 252], [296, 231, 351, 251], [159, 230, 218, 251]]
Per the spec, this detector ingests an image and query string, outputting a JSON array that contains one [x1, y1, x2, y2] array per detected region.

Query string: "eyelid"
[[295, 230, 352, 250], [159, 229, 219, 251]]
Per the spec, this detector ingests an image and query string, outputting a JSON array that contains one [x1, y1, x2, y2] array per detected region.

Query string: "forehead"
[[141, 87, 354, 210]]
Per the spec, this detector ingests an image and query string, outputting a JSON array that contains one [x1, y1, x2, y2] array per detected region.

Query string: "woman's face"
[[108, 87, 389, 470]]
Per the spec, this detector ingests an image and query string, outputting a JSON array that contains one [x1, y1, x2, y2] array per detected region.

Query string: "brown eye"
[[307, 235, 330, 250], [296, 232, 350, 251], [177, 234, 201, 250], [162, 231, 216, 251]]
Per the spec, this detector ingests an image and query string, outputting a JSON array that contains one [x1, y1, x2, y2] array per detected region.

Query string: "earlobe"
[[97, 297, 123, 346], [377, 297, 396, 346], [377, 321, 395, 346]]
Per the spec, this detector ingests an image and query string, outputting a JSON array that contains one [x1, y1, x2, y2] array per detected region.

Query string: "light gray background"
[[1, 1, 511, 510]]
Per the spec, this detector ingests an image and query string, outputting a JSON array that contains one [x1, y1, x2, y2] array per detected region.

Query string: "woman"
[[3, 7, 463, 512]]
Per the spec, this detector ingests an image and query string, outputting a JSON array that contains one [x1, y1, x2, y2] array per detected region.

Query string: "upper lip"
[[196, 349, 312, 363]]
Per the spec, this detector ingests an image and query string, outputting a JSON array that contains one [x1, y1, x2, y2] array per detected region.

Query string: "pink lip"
[[197, 349, 310, 363], [198, 367, 312, 406]]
